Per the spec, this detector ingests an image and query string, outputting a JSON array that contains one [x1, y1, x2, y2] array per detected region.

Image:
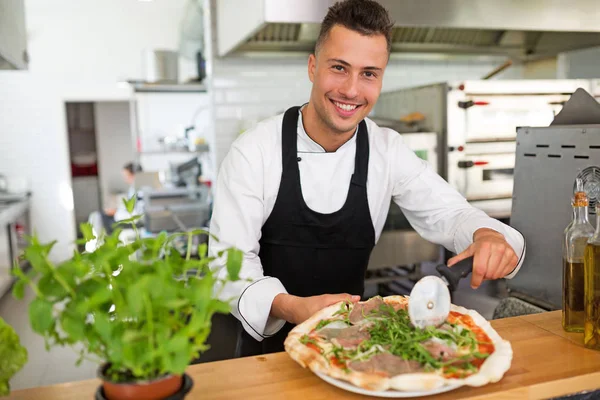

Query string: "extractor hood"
[[217, 0, 600, 60], [0, 0, 28, 70]]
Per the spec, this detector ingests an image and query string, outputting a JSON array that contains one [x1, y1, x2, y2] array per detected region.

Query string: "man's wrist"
[[473, 227, 504, 242], [270, 293, 297, 322]]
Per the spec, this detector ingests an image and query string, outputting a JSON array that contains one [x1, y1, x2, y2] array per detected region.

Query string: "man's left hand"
[[447, 228, 518, 289]]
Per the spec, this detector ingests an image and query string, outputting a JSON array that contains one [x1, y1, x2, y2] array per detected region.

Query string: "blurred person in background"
[[88, 162, 144, 236]]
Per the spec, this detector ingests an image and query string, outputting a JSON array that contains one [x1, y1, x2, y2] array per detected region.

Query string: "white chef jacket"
[[209, 108, 526, 342]]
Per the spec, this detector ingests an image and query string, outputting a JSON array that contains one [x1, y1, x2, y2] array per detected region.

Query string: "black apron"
[[199, 106, 376, 361]]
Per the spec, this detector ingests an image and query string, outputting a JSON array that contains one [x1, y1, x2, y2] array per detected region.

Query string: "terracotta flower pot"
[[97, 364, 190, 400]]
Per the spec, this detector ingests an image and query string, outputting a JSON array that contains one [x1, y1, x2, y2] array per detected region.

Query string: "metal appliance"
[[143, 155, 211, 233], [215, 0, 600, 59], [142, 49, 179, 84], [373, 80, 591, 218], [143, 187, 210, 233], [508, 88, 600, 311], [173, 157, 202, 187]]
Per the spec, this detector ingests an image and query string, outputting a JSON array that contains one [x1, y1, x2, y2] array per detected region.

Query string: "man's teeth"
[[334, 101, 358, 111]]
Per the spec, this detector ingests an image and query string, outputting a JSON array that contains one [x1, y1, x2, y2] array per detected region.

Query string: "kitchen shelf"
[[130, 82, 207, 93], [139, 147, 210, 155]]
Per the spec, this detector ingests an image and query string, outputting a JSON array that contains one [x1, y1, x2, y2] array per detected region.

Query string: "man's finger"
[[487, 245, 505, 280], [331, 293, 360, 304], [496, 249, 516, 279], [471, 244, 490, 289], [447, 245, 475, 267]]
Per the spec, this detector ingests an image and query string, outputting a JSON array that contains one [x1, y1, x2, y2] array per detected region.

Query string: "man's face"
[[308, 24, 388, 135], [122, 169, 134, 185]]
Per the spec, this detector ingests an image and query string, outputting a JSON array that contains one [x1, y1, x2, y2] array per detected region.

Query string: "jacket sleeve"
[[390, 135, 525, 278], [208, 143, 287, 342]]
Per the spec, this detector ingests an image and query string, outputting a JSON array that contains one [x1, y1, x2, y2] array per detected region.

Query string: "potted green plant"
[[0, 317, 28, 397], [12, 198, 243, 400]]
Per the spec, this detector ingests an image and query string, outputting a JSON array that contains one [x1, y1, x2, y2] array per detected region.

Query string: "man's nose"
[[339, 74, 359, 99]]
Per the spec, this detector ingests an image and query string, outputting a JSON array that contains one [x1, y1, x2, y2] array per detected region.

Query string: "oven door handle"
[[458, 100, 490, 109], [457, 160, 489, 168]]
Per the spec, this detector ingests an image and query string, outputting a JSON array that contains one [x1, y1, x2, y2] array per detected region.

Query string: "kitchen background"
[[2, 0, 600, 391]]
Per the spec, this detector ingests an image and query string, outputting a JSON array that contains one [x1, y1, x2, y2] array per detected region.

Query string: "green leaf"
[[163, 298, 190, 309], [59, 260, 89, 279], [122, 196, 137, 214], [187, 229, 218, 242], [12, 280, 25, 300], [127, 283, 144, 316], [88, 286, 112, 308], [198, 243, 208, 258], [210, 299, 231, 315], [113, 215, 142, 227], [38, 274, 67, 300], [0, 317, 28, 396], [191, 274, 215, 308], [24, 244, 52, 274], [93, 313, 113, 345], [77, 279, 104, 298], [226, 248, 243, 281], [29, 299, 54, 334], [61, 314, 86, 342], [164, 334, 191, 375], [122, 330, 145, 343], [79, 222, 96, 242]]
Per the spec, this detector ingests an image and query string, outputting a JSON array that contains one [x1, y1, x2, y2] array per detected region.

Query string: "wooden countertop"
[[9, 311, 600, 400]]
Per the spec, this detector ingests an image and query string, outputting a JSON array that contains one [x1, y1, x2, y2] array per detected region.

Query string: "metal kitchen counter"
[[0, 197, 30, 298], [0, 199, 29, 227]]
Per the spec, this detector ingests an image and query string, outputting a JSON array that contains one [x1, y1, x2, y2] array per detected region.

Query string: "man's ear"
[[308, 53, 316, 83]]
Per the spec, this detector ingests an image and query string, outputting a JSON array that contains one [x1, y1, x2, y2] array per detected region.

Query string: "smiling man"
[[208, 0, 525, 357]]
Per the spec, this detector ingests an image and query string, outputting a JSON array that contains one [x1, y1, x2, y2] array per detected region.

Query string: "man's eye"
[[333, 65, 345, 72], [364, 71, 376, 78]]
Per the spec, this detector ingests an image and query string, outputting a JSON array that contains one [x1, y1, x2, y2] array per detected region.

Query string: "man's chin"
[[330, 117, 363, 134]]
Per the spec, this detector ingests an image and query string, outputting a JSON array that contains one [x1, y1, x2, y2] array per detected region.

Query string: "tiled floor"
[[0, 264, 504, 391]]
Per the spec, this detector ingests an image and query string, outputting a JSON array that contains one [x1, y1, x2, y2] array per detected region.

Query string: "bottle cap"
[[574, 178, 589, 207]]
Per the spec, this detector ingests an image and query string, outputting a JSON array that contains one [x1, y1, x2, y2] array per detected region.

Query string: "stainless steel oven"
[[374, 79, 591, 217]]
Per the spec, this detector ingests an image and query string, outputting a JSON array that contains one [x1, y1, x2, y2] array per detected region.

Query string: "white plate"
[[315, 372, 462, 398]]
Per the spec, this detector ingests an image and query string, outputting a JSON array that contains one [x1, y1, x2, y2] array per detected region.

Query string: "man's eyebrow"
[[328, 58, 351, 66], [327, 58, 383, 71]]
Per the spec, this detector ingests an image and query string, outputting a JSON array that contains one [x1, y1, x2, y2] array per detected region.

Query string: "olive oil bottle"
[[585, 204, 600, 350], [563, 180, 594, 332]]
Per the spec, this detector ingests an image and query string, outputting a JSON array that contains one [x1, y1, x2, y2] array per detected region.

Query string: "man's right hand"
[[270, 293, 361, 325]]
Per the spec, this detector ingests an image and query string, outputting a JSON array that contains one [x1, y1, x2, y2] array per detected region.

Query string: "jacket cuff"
[[236, 277, 288, 342]]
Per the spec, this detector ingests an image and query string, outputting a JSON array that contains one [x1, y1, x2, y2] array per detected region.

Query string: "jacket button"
[[297, 157, 302, 162]]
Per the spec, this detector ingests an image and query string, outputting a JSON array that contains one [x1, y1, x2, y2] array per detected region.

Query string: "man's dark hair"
[[123, 162, 142, 175], [315, 0, 394, 55]]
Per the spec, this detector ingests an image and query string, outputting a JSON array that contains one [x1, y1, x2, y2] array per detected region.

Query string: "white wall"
[[94, 102, 134, 208], [0, 0, 192, 261], [25, 0, 195, 100], [0, 74, 74, 261], [558, 46, 600, 79]]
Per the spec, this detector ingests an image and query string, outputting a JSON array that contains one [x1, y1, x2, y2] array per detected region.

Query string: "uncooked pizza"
[[284, 295, 512, 392]]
